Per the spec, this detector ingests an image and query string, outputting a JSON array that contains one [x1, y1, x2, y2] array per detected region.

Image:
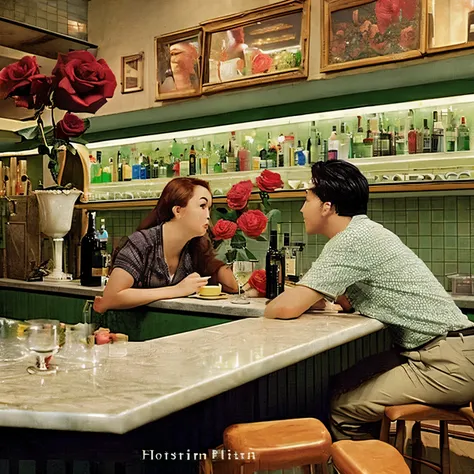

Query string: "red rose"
[[248, 269, 266, 296], [30, 74, 53, 108], [56, 112, 86, 139], [237, 210, 268, 238], [227, 180, 253, 210], [0, 56, 39, 100], [212, 219, 238, 240], [331, 37, 347, 58], [52, 51, 117, 114], [256, 169, 284, 193], [252, 53, 273, 74], [375, 0, 416, 35], [399, 26, 417, 49]]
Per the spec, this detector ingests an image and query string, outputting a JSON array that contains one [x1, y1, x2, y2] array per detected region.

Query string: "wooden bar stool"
[[330, 440, 410, 474], [223, 418, 332, 473], [380, 403, 474, 474]]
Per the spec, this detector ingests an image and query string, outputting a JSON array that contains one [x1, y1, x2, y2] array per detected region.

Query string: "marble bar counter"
[[0, 278, 263, 318], [0, 314, 383, 434], [0, 278, 472, 315]]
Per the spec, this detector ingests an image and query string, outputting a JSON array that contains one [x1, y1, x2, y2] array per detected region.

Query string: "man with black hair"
[[264, 160, 474, 440]]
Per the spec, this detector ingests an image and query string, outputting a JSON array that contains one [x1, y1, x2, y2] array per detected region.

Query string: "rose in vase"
[[212, 170, 282, 265]]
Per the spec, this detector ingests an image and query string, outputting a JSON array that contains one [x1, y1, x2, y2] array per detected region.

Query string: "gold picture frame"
[[201, 0, 310, 94], [321, 0, 426, 73], [155, 27, 203, 101], [121, 52, 144, 94]]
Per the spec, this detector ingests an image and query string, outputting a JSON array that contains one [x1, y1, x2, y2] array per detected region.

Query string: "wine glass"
[[25, 319, 60, 375], [231, 261, 253, 305]]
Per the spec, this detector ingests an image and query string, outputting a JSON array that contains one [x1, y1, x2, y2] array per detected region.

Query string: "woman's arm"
[[216, 264, 239, 293], [93, 268, 210, 313]]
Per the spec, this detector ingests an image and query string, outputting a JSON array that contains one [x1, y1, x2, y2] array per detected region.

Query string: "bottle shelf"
[[82, 151, 474, 207]]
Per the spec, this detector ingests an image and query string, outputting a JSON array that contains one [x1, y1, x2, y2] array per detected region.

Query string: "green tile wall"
[[97, 195, 473, 293]]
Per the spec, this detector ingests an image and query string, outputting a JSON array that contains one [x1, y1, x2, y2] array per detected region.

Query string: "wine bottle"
[[457, 116, 470, 151], [265, 230, 285, 299], [189, 145, 196, 175], [80, 211, 102, 287]]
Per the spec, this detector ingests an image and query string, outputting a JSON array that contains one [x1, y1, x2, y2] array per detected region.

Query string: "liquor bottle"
[[352, 116, 365, 158], [219, 145, 227, 172], [132, 153, 141, 180], [296, 140, 306, 166], [378, 114, 393, 156], [327, 126, 339, 160], [363, 120, 374, 157], [152, 159, 159, 179], [80, 211, 102, 287], [422, 119, 432, 153], [457, 116, 470, 151], [407, 110, 418, 154], [431, 111, 444, 153], [140, 154, 148, 179], [97, 218, 109, 277], [283, 233, 297, 282], [395, 124, 406, 155], [122, 157, 132, 181], [339, 123, 350, 160], [117, 153, 123, 182], [115, 150, 123, 181], [90, 152, 103, 184], [189, 145, 196, 175], [265, 230, 285, 299], [445, 110, 456, 152], [309, 121, 320, 164]]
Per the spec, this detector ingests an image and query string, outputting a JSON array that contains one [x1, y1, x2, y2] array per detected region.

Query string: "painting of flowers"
[[325, 0, 422, 69]]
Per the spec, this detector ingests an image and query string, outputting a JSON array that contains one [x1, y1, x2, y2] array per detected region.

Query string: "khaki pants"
[[330, 333, 474, 440]]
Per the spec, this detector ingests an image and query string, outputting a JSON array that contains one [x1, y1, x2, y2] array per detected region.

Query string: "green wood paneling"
[[0, 289, 233, 340]]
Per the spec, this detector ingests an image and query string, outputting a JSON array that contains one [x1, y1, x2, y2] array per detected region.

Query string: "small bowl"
[[199, 284, 222, 297], [288, 180, 301, 190]]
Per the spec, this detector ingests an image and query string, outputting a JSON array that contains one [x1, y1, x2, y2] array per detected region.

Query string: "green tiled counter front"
[[0, 288, 233, 341]]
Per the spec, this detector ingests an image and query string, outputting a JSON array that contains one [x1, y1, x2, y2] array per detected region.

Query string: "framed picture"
[[201, 0, 310, 94], [155, 27, 203, 100], [121, 52, 144, 94], [321, 0, 425, 72]]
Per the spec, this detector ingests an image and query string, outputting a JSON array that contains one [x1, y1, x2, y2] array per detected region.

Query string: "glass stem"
[[37, 355, 47, 370]]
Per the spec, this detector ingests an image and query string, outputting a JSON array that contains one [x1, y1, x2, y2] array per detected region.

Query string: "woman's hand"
[[175, 273, 211, 297]]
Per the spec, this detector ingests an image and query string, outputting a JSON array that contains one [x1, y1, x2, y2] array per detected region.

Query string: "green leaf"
[[231, 231, 246, 249], [266, 208, 281, 224], [244, 248, 258, 261], [17, 125, 40, 141], [71, 136, 89, 145], [214, 207, 238, 222], [82, 118, 91, 133], [66, 143, 77, 155]]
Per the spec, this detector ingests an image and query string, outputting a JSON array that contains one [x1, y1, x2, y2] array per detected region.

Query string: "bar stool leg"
[[439, 421, 451, 474], [380, 414, 391, 443], [411, 421, 422, 474], [395, 420, 406, 454]]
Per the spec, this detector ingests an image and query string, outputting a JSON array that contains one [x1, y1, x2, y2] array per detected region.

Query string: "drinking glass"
[[231, 261, 253, 305], [25, 319, 60, 375]]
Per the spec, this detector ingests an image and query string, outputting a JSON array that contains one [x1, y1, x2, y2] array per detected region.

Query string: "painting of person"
[[160, 41, 199, 94]]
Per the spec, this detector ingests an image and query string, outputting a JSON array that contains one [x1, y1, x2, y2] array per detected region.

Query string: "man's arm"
[[264, 285, 324, 319]]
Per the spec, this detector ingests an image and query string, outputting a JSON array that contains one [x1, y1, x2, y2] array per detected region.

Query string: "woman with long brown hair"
[[93, 177, 238, 312]]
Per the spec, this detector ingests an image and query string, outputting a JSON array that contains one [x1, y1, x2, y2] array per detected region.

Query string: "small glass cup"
[[25, 319, 60, 375]]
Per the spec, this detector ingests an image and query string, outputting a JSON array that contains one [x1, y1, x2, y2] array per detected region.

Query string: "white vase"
[[35, 189, 82, 281]]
